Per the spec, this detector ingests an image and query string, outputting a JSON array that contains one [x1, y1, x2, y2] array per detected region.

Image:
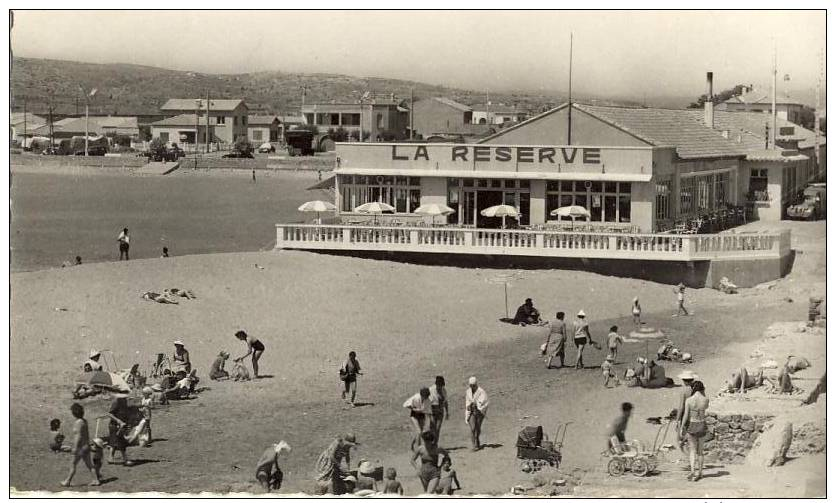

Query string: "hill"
[[9, 57, 641, 117]]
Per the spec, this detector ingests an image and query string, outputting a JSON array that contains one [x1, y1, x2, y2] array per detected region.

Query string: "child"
[[632, 297, 642, 327], [49, 418, 70, 453], [255, 441, 291, 492], [436, 456, 461, 495], [602, 355, 619, 387], [674, 283, 690, 317], [607, 326, 624, 363], [61, 403, 101, 487], [383, 467, 403, 495], [90, 438, 105, 481], [139, 387, 154, 446], [210, 351, 230, 380]]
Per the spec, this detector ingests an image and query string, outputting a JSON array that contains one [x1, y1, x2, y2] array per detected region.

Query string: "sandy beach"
[[9, 218, 825, 496]]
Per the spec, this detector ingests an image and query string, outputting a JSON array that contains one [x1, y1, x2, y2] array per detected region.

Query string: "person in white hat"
[[256, 440, 291, 492], [465, 377, 488, 451], [314, 434, 359, 495], [675, 370, 699, 457], [601, 354, 618, 387], [632, 297, 642, 327], [171, 341, 191, 375], [83, 350, 104, 372], [572, 310, 596, 369]]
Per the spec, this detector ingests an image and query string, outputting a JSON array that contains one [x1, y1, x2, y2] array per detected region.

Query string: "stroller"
[[606, 410, 676, 477], [516, 423, 570, 472]]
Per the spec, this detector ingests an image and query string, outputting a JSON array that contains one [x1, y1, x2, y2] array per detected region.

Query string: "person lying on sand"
[[512, 298, 542, 326], [141, 291, 178, 304], [164, 288, 196, 299], [724, 366, 765, 393], [641, 360, 674, 389]]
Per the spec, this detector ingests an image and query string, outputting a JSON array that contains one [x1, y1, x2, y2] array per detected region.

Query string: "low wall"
[[705, 253, 794, 288], [179, 157, 268, 170], [10, 153, 148, 168], [703, 412, 772, 464]]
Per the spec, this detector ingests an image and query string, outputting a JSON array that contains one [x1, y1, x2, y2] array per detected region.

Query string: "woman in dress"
[[107, 396, 133, 466], [680, 380, 709, 481], [234, 330, 265, 378], [410, 430, 446, 494], [172, 341, 191, 374]]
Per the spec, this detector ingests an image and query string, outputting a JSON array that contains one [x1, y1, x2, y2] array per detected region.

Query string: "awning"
[[333, 168, 652, 182], [307, 175, 336, 190]]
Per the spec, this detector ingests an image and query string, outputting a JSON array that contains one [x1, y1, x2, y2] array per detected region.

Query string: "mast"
[[771, 41, 777, 149], [567, 32, 574, 145]]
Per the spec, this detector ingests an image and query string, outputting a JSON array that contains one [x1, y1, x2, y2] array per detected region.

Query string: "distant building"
[[10, 112, 45, 144], [248, 115, 280, 144], [471, 104, 528, 125], [717, 88, 812, 126], [30, 116, 139, 139], [149, 114, 219, 147], [301, 98, 409, 141], [159, 98, 249, 145]]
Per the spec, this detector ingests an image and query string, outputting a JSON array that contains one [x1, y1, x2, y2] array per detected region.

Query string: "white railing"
[[275, 224, 790, 262]]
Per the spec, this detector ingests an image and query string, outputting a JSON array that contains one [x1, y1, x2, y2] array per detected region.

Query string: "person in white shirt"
[[117, 228, 130, 261], [403, 388, 432, 446], [429, 376, 449, 441], [465, 377, 488, 451], [674, 283, 690, 316]]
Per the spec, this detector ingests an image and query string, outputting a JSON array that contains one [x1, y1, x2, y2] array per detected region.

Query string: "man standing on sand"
[[60, 403, 101, 487], [117, 227, 130, 261], [465, 377, 488, 451], [340, 351, 362, 406], [572, 310, 596, 369], [543, 312, 567, 369], [675, 370, 698, 460]]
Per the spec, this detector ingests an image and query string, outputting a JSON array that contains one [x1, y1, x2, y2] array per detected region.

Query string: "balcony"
[[275, 224, 790, 262]]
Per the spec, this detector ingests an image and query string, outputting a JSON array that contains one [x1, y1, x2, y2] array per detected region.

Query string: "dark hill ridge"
[[11, 57, 645, 118]]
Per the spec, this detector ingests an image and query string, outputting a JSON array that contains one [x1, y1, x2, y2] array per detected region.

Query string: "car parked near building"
[[787, 183, 826, 220]]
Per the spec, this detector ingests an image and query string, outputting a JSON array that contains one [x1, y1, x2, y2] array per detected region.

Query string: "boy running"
[[60, 403, 101, 487]]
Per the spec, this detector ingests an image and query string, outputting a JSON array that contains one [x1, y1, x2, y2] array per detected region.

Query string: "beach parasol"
[[550, 205, 591, 230], [298, 200, 337, 224], [480, 204, 519, 229], [76, 370, 131, 394], [624, 326, 666, 359], [413, 203, 455, 225], [354, 201, 395, 224]]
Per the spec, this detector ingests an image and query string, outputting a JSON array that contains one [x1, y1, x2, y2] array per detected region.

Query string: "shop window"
[[159, 132, 169, 142], [338, 175, 421, 212], [560, 180, 574, 192], [656, 180, 671, 221], [619, 182, 632, 193], [519, 180, 530, 189], [547, 181, 560, 192], [618, 195, 631, 222], [605, 182, 617, 193], [252, 130, 263, 141], [477, 179, 488, 188], [490, 179, 502, 188], [503, 179, 516, 188], [463, 179, 474, 187], [590, 181, 602, 193]]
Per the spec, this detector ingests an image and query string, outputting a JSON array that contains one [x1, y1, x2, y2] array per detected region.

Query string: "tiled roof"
[[471, 104, 525, 114], [576, 104, 748, 159], [248, 115, 279, 126], [10, 112, 45, 126], [686, 110, 824, 149], [160, 99, 246, 112], [31, 116, 138, 136], [278, 115, 305, 124], [151, 114, 222, 127], [430, 97, 472, 113]]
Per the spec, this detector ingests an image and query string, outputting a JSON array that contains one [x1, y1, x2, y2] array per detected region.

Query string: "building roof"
[[688, 110, 824, 150], [31, 116, 139, 136], [150, 114, 222, 127], [278, 115, 305, 124], [10, 112, 45, 127], [160, 99, 247, 112], [427, 97, 472, 113], [471, 104, 525, 114], [248, 115, 279, 126], [722, 92, 806, 107]]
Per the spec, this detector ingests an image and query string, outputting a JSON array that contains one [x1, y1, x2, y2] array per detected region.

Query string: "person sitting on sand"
[[141, 291, 178, 304], [383, 467, 403, 495], [513, 298, 541, 326], [50, 418, 71, 453], [209, 351, 230, 380], [356, 460, 379, 492], [436, 455, 461, 495], [234, 330, 265, 379], [171, 341, 191, 374], [641, 360, 674, 389], [256, 441, 292, 492], [314, 434, 358, 495], [165, 288, 196, 299]]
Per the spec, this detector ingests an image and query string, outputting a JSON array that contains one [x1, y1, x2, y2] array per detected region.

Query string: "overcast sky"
[[11, 10, 825, 101]]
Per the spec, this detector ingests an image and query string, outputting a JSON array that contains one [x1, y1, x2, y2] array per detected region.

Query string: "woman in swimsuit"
[[234, 330, 265, 378], [410, 430, 446, 494], [680, 380, 709, 481]]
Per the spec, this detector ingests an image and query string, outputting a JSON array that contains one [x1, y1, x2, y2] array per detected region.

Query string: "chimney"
[[704, 71, 715, 128]]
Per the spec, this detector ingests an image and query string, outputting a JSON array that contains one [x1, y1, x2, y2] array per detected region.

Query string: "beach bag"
[[339, 366, 348, 381]]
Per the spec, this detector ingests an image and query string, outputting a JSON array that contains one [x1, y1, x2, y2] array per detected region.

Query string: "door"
[[463, 191, 477, 226], [477, 191, 504, 228]]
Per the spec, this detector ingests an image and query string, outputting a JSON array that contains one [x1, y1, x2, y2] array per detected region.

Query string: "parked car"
[[285, 129, 315, 156], [258, 142, 275, 153], [787, 183, 826, 221]]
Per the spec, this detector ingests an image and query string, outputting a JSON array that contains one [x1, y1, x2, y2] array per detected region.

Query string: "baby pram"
[[606, 411, 676, 477], [516, 423, 570, 471]]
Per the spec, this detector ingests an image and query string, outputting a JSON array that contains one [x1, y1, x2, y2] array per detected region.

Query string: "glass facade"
[[679, 171, 731, 215], [545, 180, 632, 223], [338, 175, 421, 212]]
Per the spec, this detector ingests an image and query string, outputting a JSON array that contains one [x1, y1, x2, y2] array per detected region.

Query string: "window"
[[779, 126, 795, 136], [252, 130, 263, 141], [545, 178, 632, 223], [681, 171, 732, 213], [342, 114, 360, 126], [159, 132, 169, 142], [216, 116, 226, 125], [338, 174, 422, 212], [376, 113, 383, 129], [656, 180, 671, 221], [242, 116, 247, 126], [233, 117, 238, 126]]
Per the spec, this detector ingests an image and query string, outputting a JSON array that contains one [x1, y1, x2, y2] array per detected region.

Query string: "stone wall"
[[11, 152, 148, 168], [703, 412, 773, 464]]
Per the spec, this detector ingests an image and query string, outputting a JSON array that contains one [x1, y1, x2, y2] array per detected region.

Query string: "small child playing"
[[631, 297, 641, 327], [674, 283, 690, 316], [602, 355, 619, 387], [210, 351, 230, 380], [383, 467, 403, 495], [139, 387, 154, 446], [606, 326, 624, 363], [49, 418, 70, 453], [90, 438, 105, 481], [60, 403, 101, 487], [436, 456, 461, 495]]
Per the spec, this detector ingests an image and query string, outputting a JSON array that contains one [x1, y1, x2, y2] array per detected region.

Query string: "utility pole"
[[567, 32, 574, 145], [486, 90, 490, 126], [301, 85, 307, 108], [410, 87, 414, 140], [814, 48, 822, 178], [771, 41, 777, 150], [205, 91, 210, 154], [195, 99, 201, 165], [48, 104, 54, 151], [22, 99, 27, 146], [85, 99, 89, 156]]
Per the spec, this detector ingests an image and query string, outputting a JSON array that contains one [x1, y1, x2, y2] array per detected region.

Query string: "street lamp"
[[195, 99, 202, 167], [79, 85, 98, 156]]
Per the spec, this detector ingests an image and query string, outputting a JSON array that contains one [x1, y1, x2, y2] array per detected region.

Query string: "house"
[[471, 104, 528, 125], [149, 114, 220, 147], [10, 112, 45, 144], [301, 97, 409, 141], [159, 98, 249, 145], [30, 116, 139, 140], [248, 115, 280, 144], [717, 88, 813, 126], [410, 97, 492, 140]]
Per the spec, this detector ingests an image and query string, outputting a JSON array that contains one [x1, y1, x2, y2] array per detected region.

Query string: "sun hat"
[[89, 349, 101, 358], [605, 355, 615, 362], [342, 433, 359, 446], [150, 383, 162, 392], [173, 340, 184, 346], [343, 475, 357, 483], [468, 376, 477, 385], [274, 440, 292, 454], [359, 461, 375, 475], [577, 310, 586, 317], [677, 370, 698, 381], [141, 386, 153, 396], [92, 438, 105, 448]]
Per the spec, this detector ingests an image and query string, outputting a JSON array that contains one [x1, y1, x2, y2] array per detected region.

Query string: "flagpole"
[[567, 32, 574, 145]]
